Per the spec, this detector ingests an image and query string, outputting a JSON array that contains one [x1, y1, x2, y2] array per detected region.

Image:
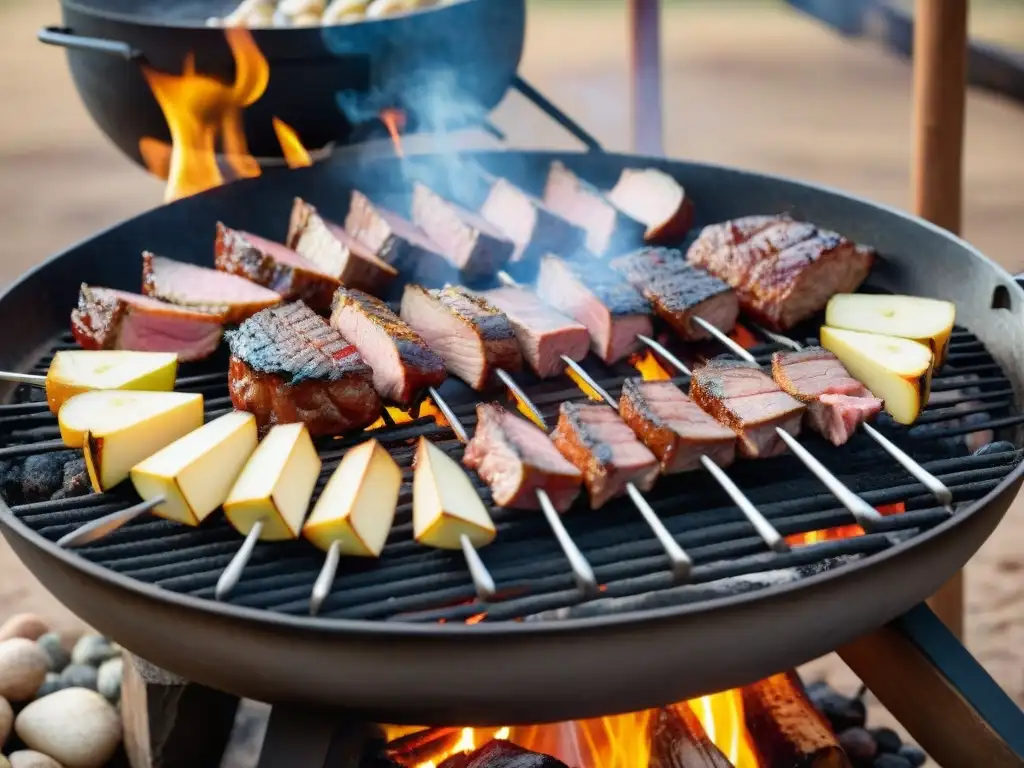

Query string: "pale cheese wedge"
[[46, 350, 178, 415], [413, 437, 495, 550], [824, 293, 956, 368], [820, 326, 934, 425], [131, 411, 258, 526], [57, 391, 204, 492], [223, 422, 321, 541], [303, 439, 401, 556]]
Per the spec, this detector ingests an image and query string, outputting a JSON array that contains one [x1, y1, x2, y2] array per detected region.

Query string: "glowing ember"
[[786, 502, 906, 546], [508, 391, 546, 429], [630, 350, 673, 382], [565, 365, 605, 403], [272, 116, 313, 168], [418, 397, 450, 428], [381, 108, 407, 157], [367, 406, 418, 431], [730, 323, 760, 350]]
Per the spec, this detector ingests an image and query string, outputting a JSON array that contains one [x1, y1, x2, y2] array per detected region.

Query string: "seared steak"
[[344, 189, 446, 268], [619, 379, 736, 473], [329, 287, 446, 406], [71, 284, 223, 362], [214, 222, 340, 312], [478, 286, 590, 379], [686, 215, 874, 331], [479, 176, 587, 265], [463, 403, 583, 512], [536, 255, 652, 364], [410, 182, 515, 279], [551, 402, 659, 509], [287, 198, 397, 295], [610, 247, 739, 341], [226, 301, 381, 436], [606, 167, 695, 244], [399, 285, 522, 390], [772, 347, 883, 446], [542, 161, 646, 256], [690, 357, 805, 458], [141, 252, 281, 323]]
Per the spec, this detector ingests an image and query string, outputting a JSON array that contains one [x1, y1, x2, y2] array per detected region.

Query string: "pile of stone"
[[0, 614, 123, 768]]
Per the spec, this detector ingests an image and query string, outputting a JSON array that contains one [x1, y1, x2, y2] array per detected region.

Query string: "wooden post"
[[912, 0, 969, 639], [629, 0, 664, 156]]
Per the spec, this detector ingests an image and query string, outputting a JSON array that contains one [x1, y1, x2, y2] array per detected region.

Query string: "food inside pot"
[[208, 0, 459, 27]]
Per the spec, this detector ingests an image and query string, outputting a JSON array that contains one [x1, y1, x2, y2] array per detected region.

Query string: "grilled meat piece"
[[329, 287, 446, 406], [344, 189, 446, 268], [620, 379, 736, 473], [141, 252, 281, 323], [690, 357, 805, 458], [226, 301, 381, 436], [606, 167, 695, 244], [610, 247, 739, 341], [287, 198, 397, 295], [399, 285, 522, 390], [478, 286, 590, 379], [214, 222, 340, 312], [686, 215, 874, 331], [479, 176, 588, 265], [542, 161, 646, 256], [410, 182, 515, 279], [551, 402, 659, 509], [463, 403, 583, 512], [71, 284, 223, 362], [772, 347, 883, 446], [536, 255, 652, 364]]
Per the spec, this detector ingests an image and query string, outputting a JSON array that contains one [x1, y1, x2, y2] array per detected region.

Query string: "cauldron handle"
[[37, 25, 142, 62]]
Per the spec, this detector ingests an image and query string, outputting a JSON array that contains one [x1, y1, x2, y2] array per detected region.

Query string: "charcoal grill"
[[0, 148, 1023, 735]]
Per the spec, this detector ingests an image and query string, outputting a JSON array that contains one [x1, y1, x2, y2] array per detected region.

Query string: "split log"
[[741, 672, 850, 768], [438, 740, 568, 768], [648, 704, 733, 768], [384, 727, 461, 766]]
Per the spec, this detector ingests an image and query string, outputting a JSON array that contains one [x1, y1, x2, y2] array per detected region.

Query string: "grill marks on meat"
[[537, 255, 652, 364], [329, 287, 446, 406], [606, 167, 695, 244], [226, 301, 380, 436], [410, 183, 515, 279], [141, 252, 281, 323], [214, 222, 340, 312], [542, 161, 646, 256], [463, 403, 583, 512], [287, 198, 397, 295], [551, 402, 658, 509], [479, 176, 588, 265], [772, 347, 883, 446], [686, 215, 874, 331], [610, 247, 739, 341], [344, 189, 446, 269], [479, 286, 590, 379], [399, 285, 522, 390], [620, 379, 736, 473], [71, 284, 223, 362], [690, 357, 805, 458]]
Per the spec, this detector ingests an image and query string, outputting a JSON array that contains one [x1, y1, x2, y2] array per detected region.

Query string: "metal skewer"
[[216, 519, 264, 601], [0, 372, 47, 388], [56, 496, 166, 548]]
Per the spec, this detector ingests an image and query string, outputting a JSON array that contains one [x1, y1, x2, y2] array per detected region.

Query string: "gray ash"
[[0, 451, 92, 505]]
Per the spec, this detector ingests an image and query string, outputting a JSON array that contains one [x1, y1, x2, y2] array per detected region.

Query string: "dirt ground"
[[2, 0, 1024, 752]]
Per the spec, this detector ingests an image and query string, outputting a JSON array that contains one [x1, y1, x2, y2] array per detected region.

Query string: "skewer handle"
[[0, 371, 47, 388], [56, 496, 165, 548], [309, 540, 342, 616], [216, 519, 264, 601]]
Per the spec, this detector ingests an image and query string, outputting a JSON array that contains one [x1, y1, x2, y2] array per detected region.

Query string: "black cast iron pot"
[[38, 0, 526, 164]]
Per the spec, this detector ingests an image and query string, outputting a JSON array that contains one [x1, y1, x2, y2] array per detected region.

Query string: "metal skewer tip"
[[750, 323, 804, 351], [536, 489, 599, 596], [700, 455, 788, 553], [636, 334, 691, 377], [626, 483, 692, 582], [0, 371, 47, 388], [560, 356, 617, 409], [56, 496, 166, 548], [496, 270, 518, 288], [428, 386, 467, 443], [216, 519, 264, 601], [691, 317, 757, 364], [309, 539, 342, 616], [495, 368, 548, 430]]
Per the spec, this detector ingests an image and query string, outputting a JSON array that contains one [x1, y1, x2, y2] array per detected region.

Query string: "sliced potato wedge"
[[46, 350, 178, 416], [413, 437, 495, 550]]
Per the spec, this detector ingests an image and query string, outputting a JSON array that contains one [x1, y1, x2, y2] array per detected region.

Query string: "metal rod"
[[0, 371, 47, 388], [750, 322, 804, 351], [691, 316, 757, 363], [536, 489, 599, 595], [626, 483, 692, 581], [636, 334, 692, 377], [309, 540, 341, 616], [496, 270, 518, 288], [628, 0, 664, 156], [56, 496, 165, 548], [561, 355, 617, 408], [216, 519, 264, 601], [428, 386, 467, 443], [495, 368, 548, 431], [511, 75, 604, 152], [700, 455, 788, 553]]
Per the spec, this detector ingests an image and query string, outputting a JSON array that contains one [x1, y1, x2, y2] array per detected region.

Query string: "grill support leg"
[[839, 603, 1024, 767]]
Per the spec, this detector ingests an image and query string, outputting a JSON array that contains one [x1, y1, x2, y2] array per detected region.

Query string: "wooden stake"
[[912, 0, 968, 639]]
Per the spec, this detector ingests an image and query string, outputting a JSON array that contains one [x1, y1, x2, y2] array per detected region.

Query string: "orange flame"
[[730, 323, 760, 350], [272, 116, 313, 168], [630, 350, 674, 382], [381, 108, 407, 157], [689, 694, 759, 767], [787, 502, 906, 546], [565, 365, 605, 403], [418, 397, 450, 429]]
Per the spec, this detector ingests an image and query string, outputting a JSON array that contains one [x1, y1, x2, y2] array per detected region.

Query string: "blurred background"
[[1, 0, 1024, 733]]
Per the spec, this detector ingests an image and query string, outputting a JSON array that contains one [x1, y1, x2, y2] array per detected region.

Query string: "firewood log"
[[438, 740, 568, 768], [384, 727, 461, 765], [647, 704, 733, 768], [742, 672, 851, 768]]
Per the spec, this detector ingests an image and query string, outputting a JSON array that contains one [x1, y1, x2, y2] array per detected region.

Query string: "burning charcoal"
[[873, 756, 912, 768], [439, 740, 568, 768], [869, 728, 902, 754], [384, 728, 462, 765], [648, 704, 732, 768], [20, 452, 77, 503], [897, 745, 927, 767], [810, 689, 866, 732], [61, 458, 91, 499], [838, 727, 877, 762], [974, 440, 1017, 456], [0, 460, 23, 505]]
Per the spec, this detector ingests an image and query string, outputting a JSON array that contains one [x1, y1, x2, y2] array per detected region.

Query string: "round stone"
[[871, 727, 903, 754], [973, 440, 1016, 456], [7, 752, 62, 768], [0, 618, 48, 645], [873, 754, 912, 768], [15, 688, 121, 768], [34, 674, 62, 701], [815, 690, 866, 732], [34, 636, 68, 675], [96, 659, 122, 704], [0, 641, 50, 703], [69, 637, 116, 669], [838, 727, 877, 762], [0, 695, 11, 749], [897, 744, 927, 767], [57, 666, 97, 693]]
